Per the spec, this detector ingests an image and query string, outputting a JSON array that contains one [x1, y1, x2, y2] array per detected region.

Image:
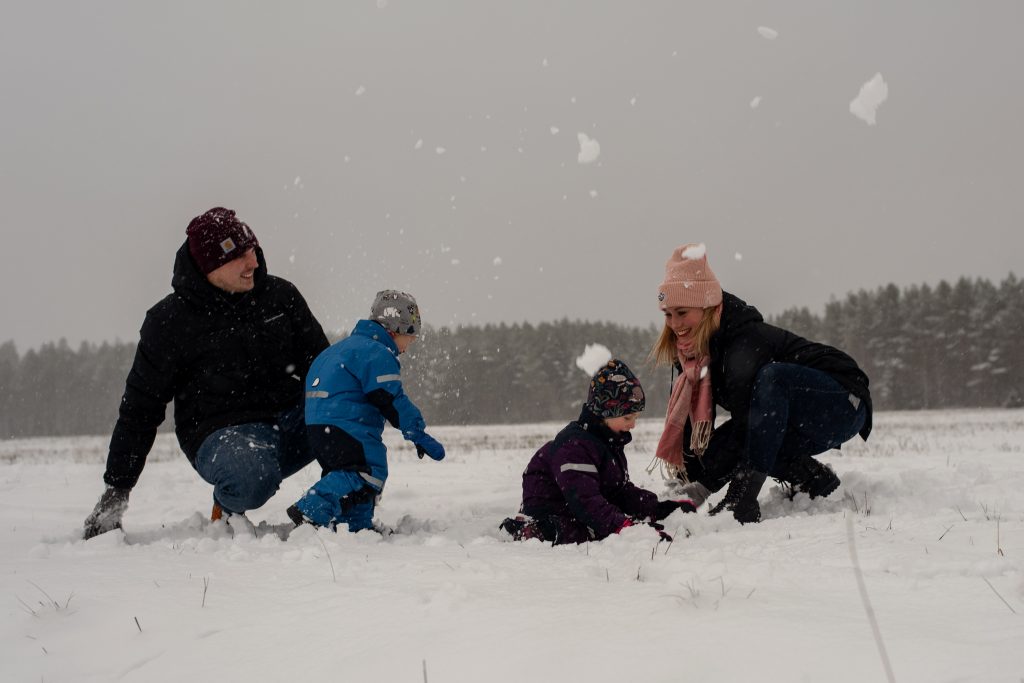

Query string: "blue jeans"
[[747, 363, 867, 475], [193, 404, 315, 514]]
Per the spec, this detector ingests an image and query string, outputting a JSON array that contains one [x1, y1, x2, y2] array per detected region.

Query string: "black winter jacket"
[[103, 242, 329, 489], [690, 292, 872, 465], [521, 407, 659, 539]]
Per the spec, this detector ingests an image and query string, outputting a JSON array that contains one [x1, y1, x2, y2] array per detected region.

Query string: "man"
[[83, 207, 329, 539]]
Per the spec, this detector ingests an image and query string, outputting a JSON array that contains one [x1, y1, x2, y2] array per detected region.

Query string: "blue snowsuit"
[[292, 319, 444, 531]]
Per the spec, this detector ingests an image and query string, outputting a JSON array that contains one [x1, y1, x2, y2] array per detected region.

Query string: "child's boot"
[[499, 515, 541, 541]]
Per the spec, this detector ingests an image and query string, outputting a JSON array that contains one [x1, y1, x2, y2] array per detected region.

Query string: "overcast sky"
[[2, 2, 1021, 351]]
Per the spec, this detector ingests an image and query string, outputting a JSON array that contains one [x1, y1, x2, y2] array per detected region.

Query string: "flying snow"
[[757, 26, 779, 40], [750, 96, 762, 109], [849, 73, 888, 126], [355, 85, 366, 96], [575, 343, 613, 376], [577, 133, 601, 164]]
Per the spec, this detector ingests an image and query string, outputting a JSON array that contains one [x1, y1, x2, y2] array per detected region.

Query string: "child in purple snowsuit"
[[501, 359, 695, 545]]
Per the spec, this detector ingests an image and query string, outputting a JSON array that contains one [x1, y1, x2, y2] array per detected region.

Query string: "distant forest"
[[1, 274, 1021, 439]]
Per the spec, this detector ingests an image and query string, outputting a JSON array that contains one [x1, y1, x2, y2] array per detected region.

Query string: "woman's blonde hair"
[[649, 306, 721, 367]]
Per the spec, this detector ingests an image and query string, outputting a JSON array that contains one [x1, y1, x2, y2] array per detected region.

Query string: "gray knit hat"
[[370, 290, 421, 335]]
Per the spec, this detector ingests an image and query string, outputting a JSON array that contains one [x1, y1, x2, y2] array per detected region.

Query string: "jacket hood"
[[714, 291, 764, 341], [170, 240, 268, 307], [574, 405, 633, 447], [351, 319, 400, 356]]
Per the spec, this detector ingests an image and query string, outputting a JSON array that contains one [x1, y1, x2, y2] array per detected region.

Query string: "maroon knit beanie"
[[185, 207, 259, 275]]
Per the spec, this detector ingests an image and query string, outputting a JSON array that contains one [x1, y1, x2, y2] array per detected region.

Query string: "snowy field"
[[2, 410, 1023, 683]]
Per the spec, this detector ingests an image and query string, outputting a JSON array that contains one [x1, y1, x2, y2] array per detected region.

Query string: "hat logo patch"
[[219, 237, 237, 255], [381, 306, 400, 318], [658, 292, 665, 301]]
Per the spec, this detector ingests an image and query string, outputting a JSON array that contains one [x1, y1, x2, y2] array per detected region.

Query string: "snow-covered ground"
[[2, 410, 1023, 682]]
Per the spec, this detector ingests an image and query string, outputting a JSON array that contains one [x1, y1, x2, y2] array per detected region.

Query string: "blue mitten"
[[414, 433, 446, 461]]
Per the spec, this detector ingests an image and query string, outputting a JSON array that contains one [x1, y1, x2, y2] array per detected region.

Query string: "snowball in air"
[[849, 73, 888, 126], [577, 133, 601, 164], [576, 344, 613, 376]]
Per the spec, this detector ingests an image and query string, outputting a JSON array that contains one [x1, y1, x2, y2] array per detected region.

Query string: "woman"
[[651, 244, 871, 523]]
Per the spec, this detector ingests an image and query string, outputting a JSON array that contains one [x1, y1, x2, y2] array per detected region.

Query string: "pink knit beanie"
[[657, 243, 722, 309]]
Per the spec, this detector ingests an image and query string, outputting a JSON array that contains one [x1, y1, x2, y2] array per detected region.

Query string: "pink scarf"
[[655, 352, 714, 474]]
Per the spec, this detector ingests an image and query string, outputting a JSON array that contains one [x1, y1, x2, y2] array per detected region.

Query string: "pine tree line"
[[1, 274, 1020, 439], [0, 339, 136, 440], [771, 274, 1024, 410]]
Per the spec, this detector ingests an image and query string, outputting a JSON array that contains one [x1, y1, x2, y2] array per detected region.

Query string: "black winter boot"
[[499, 516, 542, 541], [709, 468, 768, 524], [782, 455, 840, 499], [286, 504, 307, 527]]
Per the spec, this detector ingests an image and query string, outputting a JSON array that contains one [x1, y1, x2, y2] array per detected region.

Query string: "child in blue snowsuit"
[[287, 290, 445, 532]]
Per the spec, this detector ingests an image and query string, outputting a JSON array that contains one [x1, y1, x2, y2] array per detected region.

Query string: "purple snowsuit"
[[520, 408, 659, 545]]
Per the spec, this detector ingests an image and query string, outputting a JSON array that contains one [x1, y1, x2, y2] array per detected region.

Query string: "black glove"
[[654, 498, 698, 521], [83, 486, 130, 540], [648, 520, 673, 543]]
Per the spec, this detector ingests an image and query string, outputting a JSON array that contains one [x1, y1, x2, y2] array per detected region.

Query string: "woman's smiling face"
[[663, 305, 706, 357]]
